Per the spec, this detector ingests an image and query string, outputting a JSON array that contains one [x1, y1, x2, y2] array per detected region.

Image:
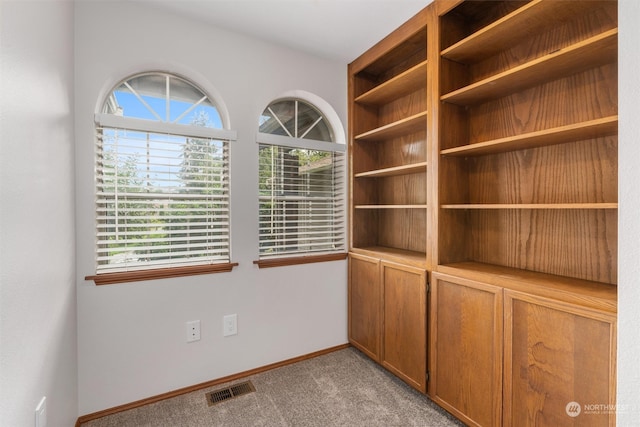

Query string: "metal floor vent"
[[206, 381, 256, 406]]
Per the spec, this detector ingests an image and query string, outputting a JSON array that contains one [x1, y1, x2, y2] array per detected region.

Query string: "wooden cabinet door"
[[381, 261, 427, 392], [504, 290, 617, 427], [348, 253, 382, 361], [430, 272, 504, 427]]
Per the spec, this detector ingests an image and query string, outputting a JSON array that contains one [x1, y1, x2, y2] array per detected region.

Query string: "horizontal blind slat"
[[258, 142, 345, 258], [95, 125, 231, 273]]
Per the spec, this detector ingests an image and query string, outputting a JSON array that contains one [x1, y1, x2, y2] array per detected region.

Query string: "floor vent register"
[[206, 381, 256, 406]]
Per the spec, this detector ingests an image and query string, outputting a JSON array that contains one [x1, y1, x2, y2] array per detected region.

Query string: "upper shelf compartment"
[[355, 61, 427, 106], [352, 26, 427, 105], [441, 0, 605, 63], [441, 116, 618, 157], [441, 29, 617, 106], [355, 111, 427, 142]]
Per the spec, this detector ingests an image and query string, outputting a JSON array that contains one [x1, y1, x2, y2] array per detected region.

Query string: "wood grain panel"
[[350, 101, 379, 137], [351, 172, 379, 206], [378, 88, 427, 128], [442, 31, 617, 106], [439, 156, 469, 205], [377, 174, 427, 205], [437, 209, 471, 265], [377, 209, 427, 254], [381, 262, 427, 392], [441, 117, 617, 157], [355, 112, 427, 142], [351, 209, 379, 249], [439, 1, 528, 51], [469, 2, 617, 84], [438, 102, 469, 150], [467, 137, 618, 205], [356, 61, 427, 106], [437, 262, 617, 313], [469, 209, 617, 284], [468, 63, 618, 144], [351, 140, 380, 176], [504, 291, 616, 427], [431, 274, 503, 427], [375, 132, 427, 170], [351, 24, 427, 77], [348, 254, 382, 361]]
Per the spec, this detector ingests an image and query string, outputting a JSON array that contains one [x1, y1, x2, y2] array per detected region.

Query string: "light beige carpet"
[[82, 347, 463, 427]]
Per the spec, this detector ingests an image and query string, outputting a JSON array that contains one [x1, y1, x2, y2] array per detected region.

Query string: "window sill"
[[253, 253, 347, 269], [85, 263, 239, 285]]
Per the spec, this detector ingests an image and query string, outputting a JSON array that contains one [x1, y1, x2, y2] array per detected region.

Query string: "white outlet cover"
[[186, 320, 201, 342], [223, 314, 237, 336]]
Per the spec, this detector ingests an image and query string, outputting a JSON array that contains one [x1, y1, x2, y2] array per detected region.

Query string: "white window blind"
[[258, 143, 346, 258], [95, 127, 230, 273]]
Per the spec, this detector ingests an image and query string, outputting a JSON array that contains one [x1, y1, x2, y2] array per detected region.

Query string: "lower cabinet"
[[429, 273, 504, 427], [504, 290, 617, 427], [348, 253, 382, 362], [348, 253, 428, 393], [430, 272, 617, 427]]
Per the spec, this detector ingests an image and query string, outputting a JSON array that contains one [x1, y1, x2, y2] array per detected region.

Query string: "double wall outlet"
[[186, 320, 201, 342], [223, 314, 237, 336]]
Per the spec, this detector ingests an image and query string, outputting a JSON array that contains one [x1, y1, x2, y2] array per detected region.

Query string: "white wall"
[[75, 1, 348, 415], [617, 0, 640, 424], [0, 1, 78, 426]]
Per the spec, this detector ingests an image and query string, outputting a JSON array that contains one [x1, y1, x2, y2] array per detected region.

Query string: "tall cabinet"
[[347, 5, 432, 393], [348, 0, 618, 425], [430, 0, 618, 426]]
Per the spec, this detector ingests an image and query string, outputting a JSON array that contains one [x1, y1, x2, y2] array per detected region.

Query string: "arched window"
[[257, 95, 346, 261], [92, 72, 236, 281]]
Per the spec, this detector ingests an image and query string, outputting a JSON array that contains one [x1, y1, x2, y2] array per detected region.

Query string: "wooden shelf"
[[355, 111, 427, 142], [441, 29, 617, 106], [441, 0, 601, 63], [436, 262, 617, 313], [355, 60, 427, 105], [356, 204, 427, 210], [351, 246, 427, 269], [441, 203, 617, 210], [355, 162, 427, 178], [441, 116, 618, 157]]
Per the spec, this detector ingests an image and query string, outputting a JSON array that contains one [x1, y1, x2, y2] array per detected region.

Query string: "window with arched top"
[[256, 96, 346, 263], [91, 72, 236, 283]]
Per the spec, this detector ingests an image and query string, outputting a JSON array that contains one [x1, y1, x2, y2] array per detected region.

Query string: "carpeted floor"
[[81, 347, 464, 427]]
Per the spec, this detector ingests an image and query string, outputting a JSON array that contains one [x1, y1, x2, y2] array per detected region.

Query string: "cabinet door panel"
[[504, 291, 616, 427], [431, 273, 503, 427], [381, 261, 427, 392], [348, 254, 382, 361]]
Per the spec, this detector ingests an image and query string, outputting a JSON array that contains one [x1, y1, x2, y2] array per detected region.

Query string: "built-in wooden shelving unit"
[[348, 6, 431, 395], [431, 1, 618, 424], [349, 19, 429, 259], [437, 0, 618, 285], [349, 1, 618, 423]]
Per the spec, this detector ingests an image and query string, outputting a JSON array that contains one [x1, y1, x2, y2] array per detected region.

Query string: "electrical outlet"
[[186, 320, 201, 342], [223, 314, 237, 336], [35, 396, 46, 427]]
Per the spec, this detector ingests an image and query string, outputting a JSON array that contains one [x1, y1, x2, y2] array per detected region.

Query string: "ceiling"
[[141, 0, 431, 63]]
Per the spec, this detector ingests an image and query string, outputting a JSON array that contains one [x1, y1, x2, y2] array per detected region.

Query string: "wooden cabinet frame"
[[348, 254, 428, 393], [503, 290, 617, 427], [349, 1, 618, 424], [430, 272, 503, 427]]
